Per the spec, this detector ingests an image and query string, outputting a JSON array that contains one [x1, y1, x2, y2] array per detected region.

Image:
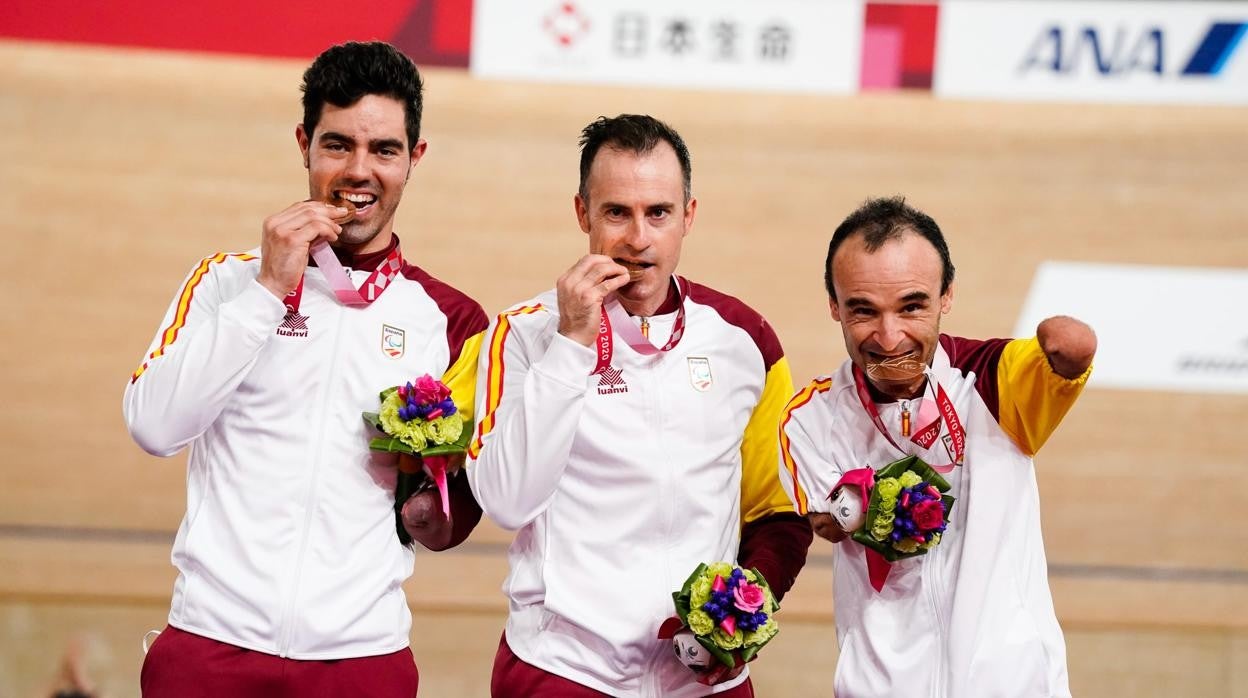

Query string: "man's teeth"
[[337, 192, 377, 205]]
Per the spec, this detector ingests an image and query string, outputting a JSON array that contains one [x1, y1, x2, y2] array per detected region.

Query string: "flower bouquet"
[[657, 563, 779, 685], [829, 455, 955, 591], [362, 375, 470, 538]]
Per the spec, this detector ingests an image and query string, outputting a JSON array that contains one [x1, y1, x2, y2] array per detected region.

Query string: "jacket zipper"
[[648, 345, 672, 698], [924, 543, 947, 697], [276, 280, 347, 657]]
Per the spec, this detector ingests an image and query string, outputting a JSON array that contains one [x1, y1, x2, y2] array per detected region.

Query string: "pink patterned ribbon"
[[308, 241, 404, 306], [284, 242, 404, 315], [592, 277, 689, 375]]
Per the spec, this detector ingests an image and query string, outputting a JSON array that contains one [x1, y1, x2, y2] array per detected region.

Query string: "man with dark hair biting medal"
[[467, 114, 813, 697], [779, 196, 1096, 698], [123, 41, 487, 697]]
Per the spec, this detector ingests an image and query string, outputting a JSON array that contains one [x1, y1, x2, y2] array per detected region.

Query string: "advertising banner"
[[936, 0, 1248, 104], [471, 0, 863, 94]]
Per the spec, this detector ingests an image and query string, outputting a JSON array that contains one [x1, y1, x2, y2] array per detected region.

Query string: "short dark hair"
[[300, 41, 424, 149], [578, 114, 692, 202], [824, 196, 955, 301]]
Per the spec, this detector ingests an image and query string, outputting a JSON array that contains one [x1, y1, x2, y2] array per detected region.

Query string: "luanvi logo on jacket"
[[596, 365, 629, 395], [277, 311, 309, 338]]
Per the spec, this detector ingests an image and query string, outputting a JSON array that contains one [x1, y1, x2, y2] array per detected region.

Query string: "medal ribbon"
[[852, 364, 964, 473], [285, 242, 404, 314], [592, 277, 688, 375]]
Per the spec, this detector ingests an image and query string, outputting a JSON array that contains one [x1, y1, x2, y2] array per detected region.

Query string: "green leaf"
[[740, 644, 761, 663], [363, 412, 384, 431], [379, 386, 398, 401], [673, 592, 691, 623], [681, 562, 709, 591], [368, 437, 416, 455], [874, 454, 917, 481], [419, 442, 466, 458], [670, 562, 707, 624]]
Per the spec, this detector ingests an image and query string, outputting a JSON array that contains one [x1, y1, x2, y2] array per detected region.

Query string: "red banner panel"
[[0, 0, 472, 67]]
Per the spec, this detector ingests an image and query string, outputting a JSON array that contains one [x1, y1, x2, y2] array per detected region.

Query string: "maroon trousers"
[[491, 633, 755, 697], [141, 625, 419, 698]]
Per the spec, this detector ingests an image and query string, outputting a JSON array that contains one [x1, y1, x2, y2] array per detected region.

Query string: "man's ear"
[[681, 196, 697, 238], [296, 124, 311, 168], [940, 281, 954, 315], [408, 138, 428, 167], [829, 296, 842, 322], [574, 193, 591, 235]]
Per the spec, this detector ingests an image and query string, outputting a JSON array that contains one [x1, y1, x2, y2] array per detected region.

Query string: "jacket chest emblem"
[[382, 324, 405, 359], [687, 356, 713, 392], [276, 311, 309, 338], [596, 365, 629, 395]]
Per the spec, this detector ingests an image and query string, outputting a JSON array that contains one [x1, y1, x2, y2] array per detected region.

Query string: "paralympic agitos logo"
[[1018, 20, 1247, 77]]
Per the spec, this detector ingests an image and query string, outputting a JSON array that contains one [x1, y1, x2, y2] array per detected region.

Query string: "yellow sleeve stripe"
[[739, 356, 797, 525], [130, 252, 256, 383], [996, 337, 1091, 456], [467, 304, 544, 458], [778, 377, 833, 516], [442, 330, 485, 423]]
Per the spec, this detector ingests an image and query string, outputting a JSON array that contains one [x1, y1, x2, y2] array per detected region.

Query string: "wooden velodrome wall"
[[1, 40, 1245, 696]]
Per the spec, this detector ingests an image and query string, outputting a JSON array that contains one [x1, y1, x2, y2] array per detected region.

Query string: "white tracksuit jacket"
[[123, 241, 486, 659], [780, 335, 1089, 698], [467, 278, 796, 697]]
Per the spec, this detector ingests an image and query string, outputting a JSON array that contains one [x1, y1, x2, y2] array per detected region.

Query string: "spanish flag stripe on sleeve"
[[468, 304, 543, 458], [441, 330, 485, 423], [739, 356, 796, 525], [778, 378, 833, 516], [130, 253, 255, 383]]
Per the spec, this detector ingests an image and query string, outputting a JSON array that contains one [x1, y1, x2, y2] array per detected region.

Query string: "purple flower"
[[702, 600, 728, 621]]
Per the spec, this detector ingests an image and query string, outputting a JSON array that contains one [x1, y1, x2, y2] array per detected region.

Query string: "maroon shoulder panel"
[[684, 279, 784, 371], [401, 264, 488, 365], [938, 334, 1010, 421]]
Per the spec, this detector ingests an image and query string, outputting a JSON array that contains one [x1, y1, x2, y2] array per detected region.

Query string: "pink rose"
[[912, 499, 945, 531], [414, 375, 450, 405], [732, 582, 766, 613]]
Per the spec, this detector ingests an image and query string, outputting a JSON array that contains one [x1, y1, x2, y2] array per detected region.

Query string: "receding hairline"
[[580, 140, 689, 203], [828, 226, 947, 297]]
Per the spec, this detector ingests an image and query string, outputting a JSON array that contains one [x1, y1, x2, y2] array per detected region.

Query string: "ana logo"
[[276, 311, 309, 338], [544, 2, 590, 48], [687, 356, 713, 392], [1020, 21, 1247, 77], [382, 324, 405, 359], [596, 365, 629, 395], [1182, 22, 1248, 75]]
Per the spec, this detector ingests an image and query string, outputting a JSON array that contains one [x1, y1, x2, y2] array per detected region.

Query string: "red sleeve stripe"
[[467, 304, 544, 458], [778, 377, 833, 515], [130, 253, 255, 383]]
